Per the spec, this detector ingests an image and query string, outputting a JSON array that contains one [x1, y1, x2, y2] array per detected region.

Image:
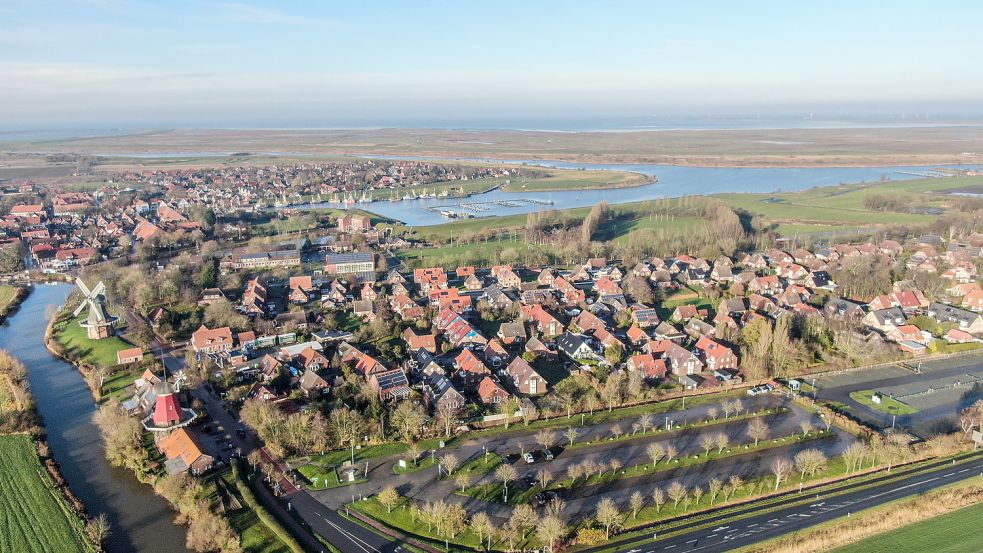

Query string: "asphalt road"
[[597, 453, 983, 553]]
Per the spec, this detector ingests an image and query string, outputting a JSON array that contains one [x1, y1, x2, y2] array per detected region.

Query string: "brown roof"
[[158, 428, 209, 468]]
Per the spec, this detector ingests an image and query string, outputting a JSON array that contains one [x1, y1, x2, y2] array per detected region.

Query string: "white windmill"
[[73, 278, 117, 340]]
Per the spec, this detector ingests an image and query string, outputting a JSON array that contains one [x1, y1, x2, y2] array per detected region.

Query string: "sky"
[[2, 0, 983, 129]]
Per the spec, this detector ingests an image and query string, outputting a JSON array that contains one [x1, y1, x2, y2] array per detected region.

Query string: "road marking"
[[664, 545, 676, 549], [707, 534, 717, 539], [320, 515, 378, 553]]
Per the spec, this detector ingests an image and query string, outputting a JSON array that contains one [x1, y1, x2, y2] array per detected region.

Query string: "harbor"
[[425, 197, 554, 218]]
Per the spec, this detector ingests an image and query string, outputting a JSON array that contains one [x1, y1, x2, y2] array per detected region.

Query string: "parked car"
[[523, 452, 535, 464], [543, 449, 554, 461]]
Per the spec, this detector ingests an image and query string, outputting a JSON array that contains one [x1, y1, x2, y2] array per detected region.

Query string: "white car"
[[523, 452, 535, 464]]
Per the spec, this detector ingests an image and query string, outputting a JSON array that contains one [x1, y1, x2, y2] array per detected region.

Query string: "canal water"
[[0, 283, 188, 553], [286, 160, 980, 225]]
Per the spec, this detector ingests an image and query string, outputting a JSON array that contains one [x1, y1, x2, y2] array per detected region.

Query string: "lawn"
[[53, 314, 133, 368], [0, 434, 92, 552], [849, 390, 918, 416], [831, 499, 983, 553], [445, 452, 503, 479]]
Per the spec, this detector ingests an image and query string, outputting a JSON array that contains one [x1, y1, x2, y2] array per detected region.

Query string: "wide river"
[[288, 160, 979, 226], [0, 283, 188, 553]]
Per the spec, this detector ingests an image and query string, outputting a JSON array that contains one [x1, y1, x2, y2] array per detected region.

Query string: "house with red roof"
[[693, 336, 738, 371], [477, 376, 511, 406], [191, 325, 233, 354], [454, 349, 490, 388], [627, 353, 668, 380], [520, 304, 564, 336], [402, 327, 438, 353]]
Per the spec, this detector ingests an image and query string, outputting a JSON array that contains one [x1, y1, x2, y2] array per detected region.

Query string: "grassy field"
[[53, 314, 134, 368], [0, 435, 92, 553], [830, 500, 983, 553], [500, 168, 651, 192], [717, 175, 983, 230], [849, 390, 918, 415], [0, 286, 21, 314]]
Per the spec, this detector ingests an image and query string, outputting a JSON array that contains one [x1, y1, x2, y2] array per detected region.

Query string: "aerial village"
[[6, 162, 983, 552]]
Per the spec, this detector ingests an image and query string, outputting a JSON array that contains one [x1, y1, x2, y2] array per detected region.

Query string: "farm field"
[[831, 500, 983, 553], [53, 314, 133, 368], [0, 434, 91, 552]]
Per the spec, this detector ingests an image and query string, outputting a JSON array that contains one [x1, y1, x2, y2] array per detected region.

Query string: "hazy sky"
[[2, 0, 983, 128]]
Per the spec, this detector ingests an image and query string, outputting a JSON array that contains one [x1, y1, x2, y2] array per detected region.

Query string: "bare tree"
[[565, 426, 579, 447], [646, 442, 664, 467], [841, 441, 867, 473], [725, 475, 743, 500], [595, 497, 622, 539], [794, 448, 828, 479], [707, 406, 719, 421], [664, 444, 678, 463], [85, 513, 111, 548], [771, 457, 793, 490], [611, 423, 624, 440], [609, 458, 623, 475], [747, 418, 769, 447], [510, 504, 538, 541], [536, 428, 556, 451], [545, 496, 566, 519], [440, 452, 460, 476], [537, 515, 566, 553], [700, 434, 715, 456], [405, 442, 423, 467], [496, 463, 519, 502], [667, 481, 687, 508], [537, 468, 553, 489], [455, 472, 472, 492], [629, 490, 645, 519], [799, 420, 812, 437], [692, 485, 705, 506], [713, 431, 729, 454], [378, 486, 400, 513], [638, 413, 654, 433], [651, 487, 666, 513], [469, 511, 495, 551], [708, 478, 723, 504], [566, 462, 583, 483]]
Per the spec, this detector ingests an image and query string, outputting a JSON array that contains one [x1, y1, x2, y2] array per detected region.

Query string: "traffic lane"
[[623, 457, 983, 553], [290, 491, 407, 553]]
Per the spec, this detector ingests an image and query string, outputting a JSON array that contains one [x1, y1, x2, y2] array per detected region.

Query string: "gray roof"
[[325, 252, 374, 264]]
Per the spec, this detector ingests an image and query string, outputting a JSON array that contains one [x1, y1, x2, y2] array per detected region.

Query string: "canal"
[[0, 283, 188, 553]]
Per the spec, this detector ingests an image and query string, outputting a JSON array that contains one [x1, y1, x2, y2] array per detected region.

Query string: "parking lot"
[[311, 393, 854, 523], [815, 352, 983, 436]]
